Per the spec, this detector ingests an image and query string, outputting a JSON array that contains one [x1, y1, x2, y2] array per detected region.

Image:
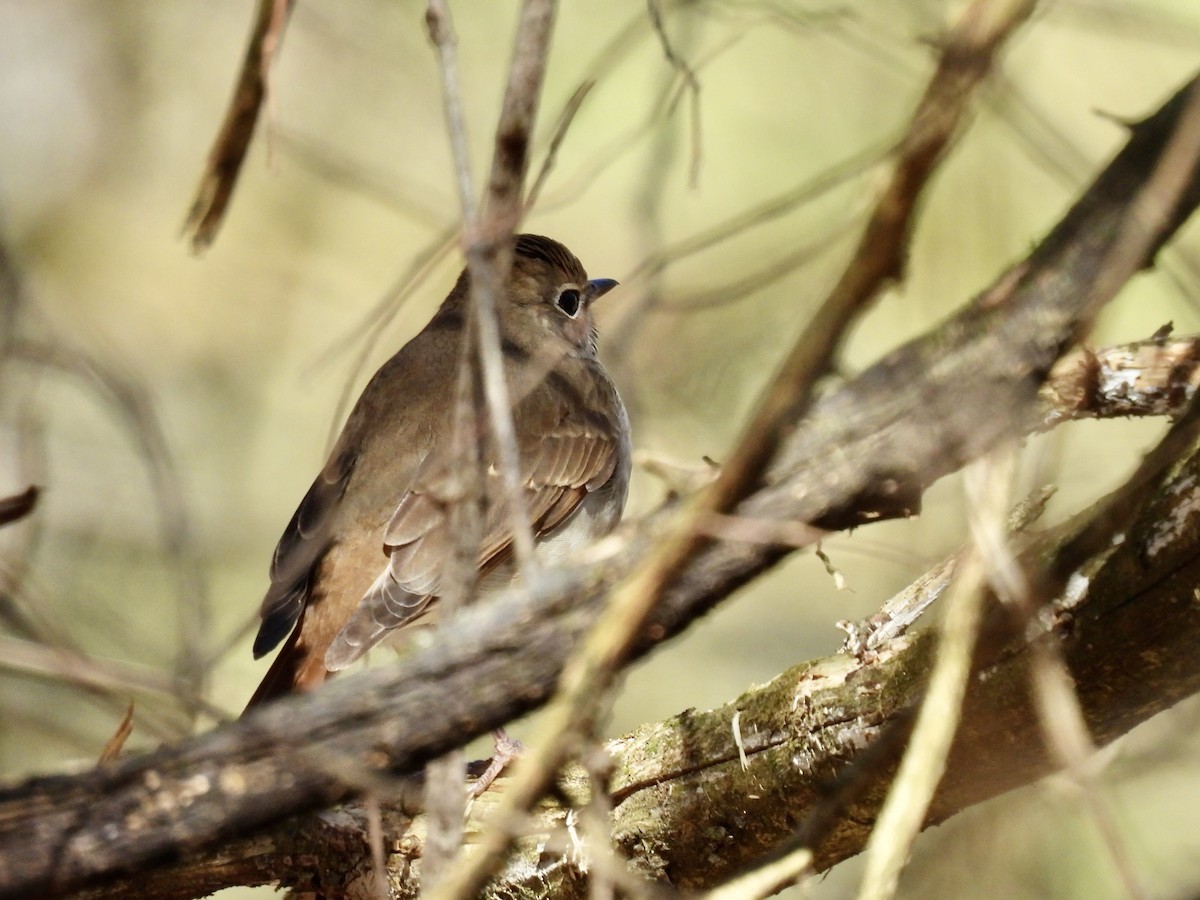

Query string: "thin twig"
[[700, 846, 815, 900], [8, 341, 211, 720], [838, 485, 1055, 655], [604, 138, 890, 364], [480, 0, 558, 230], [654, 210, 865, 312], [535, 32, 740, 219], [182, 0, 296, 250], [9, 341, 211, 711], [97, 703, 135, 764], [0, 635, 225, 723], [1075, 79, 1200, 323], [523, 79, 595, 213], [854, 452, 1010, 900], [427, 0, 558, 581], [0, 486, 37, 529], [422, 0, 561, 880], [315, 229, 458, 451], [363, 794, 389, 900], [646, 0, 704, 186], [620, 139, 888, 286], [1027, 642, 1149, 900], [425, 0, 478, 220]]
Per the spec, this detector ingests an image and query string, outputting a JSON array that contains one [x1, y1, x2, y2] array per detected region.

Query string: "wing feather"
[[326, 362, 622, 668], [253, 441, 356, 659]]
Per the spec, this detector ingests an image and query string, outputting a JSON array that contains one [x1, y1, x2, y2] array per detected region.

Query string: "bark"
[[61, 428, 1200, 898]]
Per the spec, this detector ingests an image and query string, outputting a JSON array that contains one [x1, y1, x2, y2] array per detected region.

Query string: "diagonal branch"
[[59, 406, 1200, 899], [182, 0, 296, 251], [0, 486, 37, 529]]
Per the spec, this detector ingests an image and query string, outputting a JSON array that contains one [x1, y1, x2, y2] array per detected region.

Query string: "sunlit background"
[[2, 1, 1200, 897]]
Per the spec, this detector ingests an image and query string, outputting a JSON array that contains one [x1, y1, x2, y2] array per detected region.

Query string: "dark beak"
[[584, 278, 619, 303]]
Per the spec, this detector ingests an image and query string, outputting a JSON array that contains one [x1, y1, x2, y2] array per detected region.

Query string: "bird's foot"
[[468, 728, 525, 798]]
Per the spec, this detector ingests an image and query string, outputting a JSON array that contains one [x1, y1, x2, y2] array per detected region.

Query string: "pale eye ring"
[[556, 288, 581, 317]]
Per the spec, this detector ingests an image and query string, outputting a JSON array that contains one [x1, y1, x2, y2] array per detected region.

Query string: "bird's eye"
[[556, 288, 581, 317]]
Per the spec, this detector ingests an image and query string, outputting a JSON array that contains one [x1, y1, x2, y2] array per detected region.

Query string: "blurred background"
[[2, 1, 1200, 897]]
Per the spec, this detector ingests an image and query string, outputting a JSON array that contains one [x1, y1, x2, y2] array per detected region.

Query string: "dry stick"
[[0, 486, 37, 528], [317, 229, 459, 452], [1027, 642, 1149, 900], [428, 0, 559, 581], [97, 703, 135, 765], [363, 794, 389, 900], [700, 847, 815, 900], [646, 0, 703, 187], [523, 80, 595, 214], [183, 0, 296, 251], [480, 0, 558, 226], [577, 747, 620, 900], [1038, 333, 1200, 427], [423, 0, 559, 880], [855, 453, 1009, 900], [7, 341, 211, 728], [429, 2, 1036, 897], [414, 8, 486, 880], [423, 263, 487, 883], [426, 0, 477, 216], [424, 336, 479, 884], [0, 636, 224, 721]]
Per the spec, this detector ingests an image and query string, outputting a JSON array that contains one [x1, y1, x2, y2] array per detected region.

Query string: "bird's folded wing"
[[325, 381, 620, 669], [253, 440, 356, 658]]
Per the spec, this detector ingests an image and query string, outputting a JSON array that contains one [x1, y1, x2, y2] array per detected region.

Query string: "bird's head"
[[504, 234, 618, 357]]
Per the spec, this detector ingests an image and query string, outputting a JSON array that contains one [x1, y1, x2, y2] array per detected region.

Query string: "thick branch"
[[65, 423, 1200, 898]]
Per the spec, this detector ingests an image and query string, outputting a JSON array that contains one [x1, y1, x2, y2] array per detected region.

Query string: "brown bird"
[[246, 235, 630, 712]]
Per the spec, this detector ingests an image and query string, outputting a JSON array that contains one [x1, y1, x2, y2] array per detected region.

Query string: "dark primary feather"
[[252, 435, 357, 658]]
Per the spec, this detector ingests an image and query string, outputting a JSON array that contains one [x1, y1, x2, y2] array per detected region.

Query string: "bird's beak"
[[584, 278, 619, 304]]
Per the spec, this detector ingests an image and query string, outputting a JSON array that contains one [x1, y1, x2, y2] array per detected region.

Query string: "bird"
[[245, 234, 631, 718]]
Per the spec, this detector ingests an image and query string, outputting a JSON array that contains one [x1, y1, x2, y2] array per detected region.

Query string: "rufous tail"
[[242, 618, 329, 714]]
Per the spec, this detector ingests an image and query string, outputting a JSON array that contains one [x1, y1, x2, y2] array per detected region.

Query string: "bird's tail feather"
[[241, 618, 327, 714]]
